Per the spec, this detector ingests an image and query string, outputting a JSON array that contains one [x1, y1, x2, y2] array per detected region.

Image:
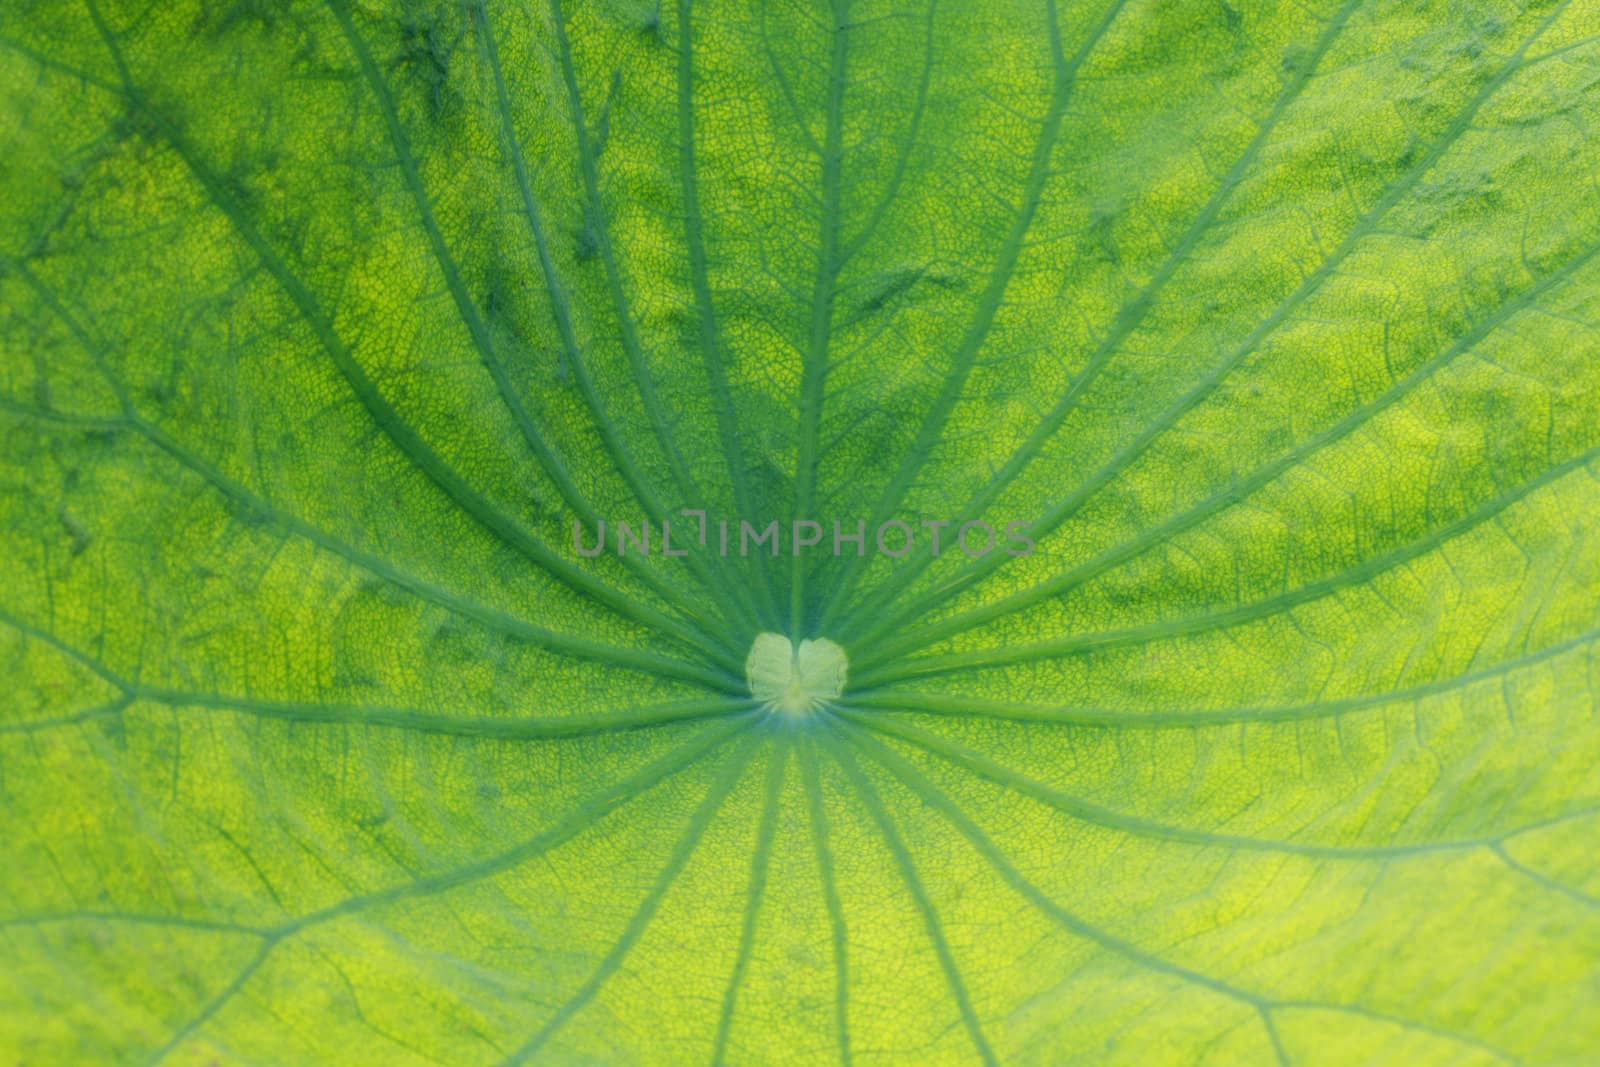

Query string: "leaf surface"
[[2, 0, 1599, 1063]]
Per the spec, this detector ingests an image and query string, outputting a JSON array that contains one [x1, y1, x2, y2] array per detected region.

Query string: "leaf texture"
[[2, 0, 1599, 1063]]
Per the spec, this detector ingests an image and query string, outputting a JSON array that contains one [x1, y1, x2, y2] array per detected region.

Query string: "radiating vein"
[[855, 438, 1600, 683], [279, 720, 748, 937], [73, 3, 731, 668], [1491, 843, 1600, 910], [871, 210, 1600, 665], [790, 0, 851, 632], [130, 724, 745, 1063], [330, 0, 745, 653], [329, 2, 614, 583], [500, 733, 762, 1064], [377, 0, 749, 645], [470, 0, 758, 643], [840, 710, 1600, 864], [0, 911, 267, 936], [711, 742, 787, 1065], [544, 0, 751, 635], [845, 620, 1600, 728], [157, 691, 751, 742], [821, 0, 1128, 630], [2, 0, 1596, 1061], [801, 733, 853, 1067], [834, 0, 1363, 639], [677, 0, 783, 628], [836, 0, 937, 267], [0, 694, 130, 736], [850, 0, 1580, 654], [143, 937, 275, 1066], [845, 719, 1519, 1066], [4, 402, 733, 689], [819, 723, 997, 1065]]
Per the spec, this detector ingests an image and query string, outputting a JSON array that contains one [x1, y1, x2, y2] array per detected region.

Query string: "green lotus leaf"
[[2, 0, 1598, 1063]]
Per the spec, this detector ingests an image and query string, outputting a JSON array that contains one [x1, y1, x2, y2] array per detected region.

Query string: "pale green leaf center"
[[745, 632, 848, 715]]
